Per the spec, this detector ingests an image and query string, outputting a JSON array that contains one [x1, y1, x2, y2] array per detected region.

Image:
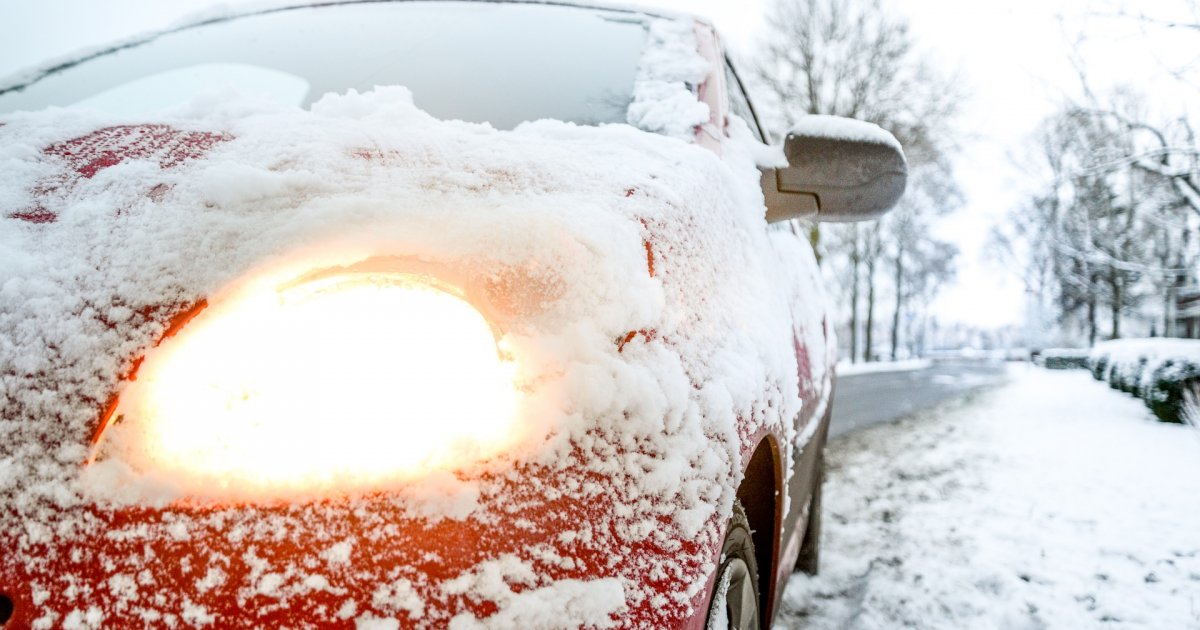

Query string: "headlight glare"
[[97, 269, 520, 500]]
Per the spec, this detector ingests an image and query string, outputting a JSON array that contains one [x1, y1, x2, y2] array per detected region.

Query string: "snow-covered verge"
[[776, 365, 1200, 629], [835, 358, 931, 377], [0, 14, 832, 628], [1088, 338, 1200, 422]]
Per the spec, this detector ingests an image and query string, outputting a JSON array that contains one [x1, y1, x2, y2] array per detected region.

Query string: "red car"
[[0, 2, 905, 628]]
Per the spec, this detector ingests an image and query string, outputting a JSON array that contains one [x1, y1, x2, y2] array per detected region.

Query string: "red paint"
[[45, 124, 231, 179], [7, 125, 231, 223], [793, 334, 813, 399], [7, 206, 56, 224], [616, 328, 657, 352], [1, 453, 716, 628], [635, 217, 657, 279]]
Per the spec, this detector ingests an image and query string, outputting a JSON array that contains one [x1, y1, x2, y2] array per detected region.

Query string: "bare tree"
[[997, 97, 1199, 344], [886, 162, 962, 359], [749, 0, 963, 361], [988, 0, 1200, 345]]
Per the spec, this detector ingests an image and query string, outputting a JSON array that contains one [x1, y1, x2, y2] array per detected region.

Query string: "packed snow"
[[626, 18, 713, 141], [0, 9, 833, 629], [784, 115, 902, 151], [777, 365, 1200, 629]]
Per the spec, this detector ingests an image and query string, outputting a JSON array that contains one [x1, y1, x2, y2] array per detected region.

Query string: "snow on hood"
[[0, 81, 799, 500], [0, 61, 814, 628]]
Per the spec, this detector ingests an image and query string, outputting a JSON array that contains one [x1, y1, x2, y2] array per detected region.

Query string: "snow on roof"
[[0, 15, 827, 627]]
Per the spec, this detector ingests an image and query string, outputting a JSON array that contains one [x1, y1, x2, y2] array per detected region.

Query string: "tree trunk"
[[1087, 292, 1098, 347], [849, 225, 860, 363], [1164, 283, 1174, 338], [890, 247, 904, 361], [865, 255, 877, 362], [1110, 274, 1122, 340]]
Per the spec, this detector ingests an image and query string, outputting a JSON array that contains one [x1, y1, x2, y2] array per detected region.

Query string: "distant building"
[[1178, 287, 1200, 339]]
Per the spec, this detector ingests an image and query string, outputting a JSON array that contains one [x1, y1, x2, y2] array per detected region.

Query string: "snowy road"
[[830, 358, 1010, 437], [778, 365, 1200, 629]]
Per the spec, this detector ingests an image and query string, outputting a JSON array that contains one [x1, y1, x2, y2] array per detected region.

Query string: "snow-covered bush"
[[1038, 348, 1089, 370], [1142, 358, 1200, 424], [1088, 339, 1200, 423], [1115, 356, 1149, 393], [1182, 384, 1200, 431], [1088, 352, 1110, 381]]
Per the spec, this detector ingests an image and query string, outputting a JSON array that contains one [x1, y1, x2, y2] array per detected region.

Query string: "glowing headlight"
[[98, 269, 519, 499]]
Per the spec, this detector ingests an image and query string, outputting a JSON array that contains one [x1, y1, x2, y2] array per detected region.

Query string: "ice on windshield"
[[0, 2, 648, 128], [72, 63, 310, 116]]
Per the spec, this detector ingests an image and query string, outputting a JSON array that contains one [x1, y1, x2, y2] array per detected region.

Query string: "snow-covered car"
[[0, 2, 905, 628]]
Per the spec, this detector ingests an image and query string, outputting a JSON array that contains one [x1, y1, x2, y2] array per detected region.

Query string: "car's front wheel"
[[705, 502, 760, 630]]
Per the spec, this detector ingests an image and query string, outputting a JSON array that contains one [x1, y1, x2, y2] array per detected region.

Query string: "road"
[[829, 358, 1010, 437]]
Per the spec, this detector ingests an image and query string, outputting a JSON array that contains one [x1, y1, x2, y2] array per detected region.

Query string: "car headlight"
[[94, 264, 520, 500]]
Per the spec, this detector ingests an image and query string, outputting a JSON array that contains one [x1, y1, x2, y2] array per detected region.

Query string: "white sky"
[[2, 0, 1194, 329]]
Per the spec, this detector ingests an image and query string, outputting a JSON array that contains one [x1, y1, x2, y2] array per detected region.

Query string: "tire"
[[706, 502, 761, 630]]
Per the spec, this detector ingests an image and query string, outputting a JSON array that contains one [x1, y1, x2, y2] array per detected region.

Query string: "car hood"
[[0, 88, 806, 628]]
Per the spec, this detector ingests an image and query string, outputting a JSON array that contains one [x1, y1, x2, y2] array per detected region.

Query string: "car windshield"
[[0, 1, 650, 129]]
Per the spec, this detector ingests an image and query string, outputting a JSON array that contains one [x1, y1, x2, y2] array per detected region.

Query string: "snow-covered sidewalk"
[[836, 358, 932, 376], [777, 365, 1200, 629]]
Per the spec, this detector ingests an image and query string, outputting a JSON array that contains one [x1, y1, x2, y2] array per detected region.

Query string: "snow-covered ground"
[[777, 365, 1200, 629], [836, 358, 932, 376]]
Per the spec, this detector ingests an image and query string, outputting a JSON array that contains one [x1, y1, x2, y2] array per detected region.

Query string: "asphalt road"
[[829, 358, 1011, 437]]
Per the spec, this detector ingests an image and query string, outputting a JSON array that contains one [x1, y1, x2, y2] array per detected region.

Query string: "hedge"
[[1087, 339, 1200, 424]]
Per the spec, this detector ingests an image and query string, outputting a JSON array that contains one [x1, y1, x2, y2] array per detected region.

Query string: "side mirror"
[[761, 115, 907, 223]]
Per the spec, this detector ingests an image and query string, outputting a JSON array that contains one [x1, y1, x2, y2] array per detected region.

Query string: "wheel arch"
[[735, 433, 783, 624]]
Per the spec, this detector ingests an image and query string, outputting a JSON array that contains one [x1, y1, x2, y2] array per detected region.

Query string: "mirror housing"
[[762, 115, 907, 223]]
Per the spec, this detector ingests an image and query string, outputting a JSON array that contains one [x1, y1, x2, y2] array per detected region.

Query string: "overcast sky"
[[2, 0, 1195, 329]]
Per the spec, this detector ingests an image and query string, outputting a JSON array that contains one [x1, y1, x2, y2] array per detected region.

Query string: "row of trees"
[[747, 0, 962, 362], [992, 3, 1200, 345]]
